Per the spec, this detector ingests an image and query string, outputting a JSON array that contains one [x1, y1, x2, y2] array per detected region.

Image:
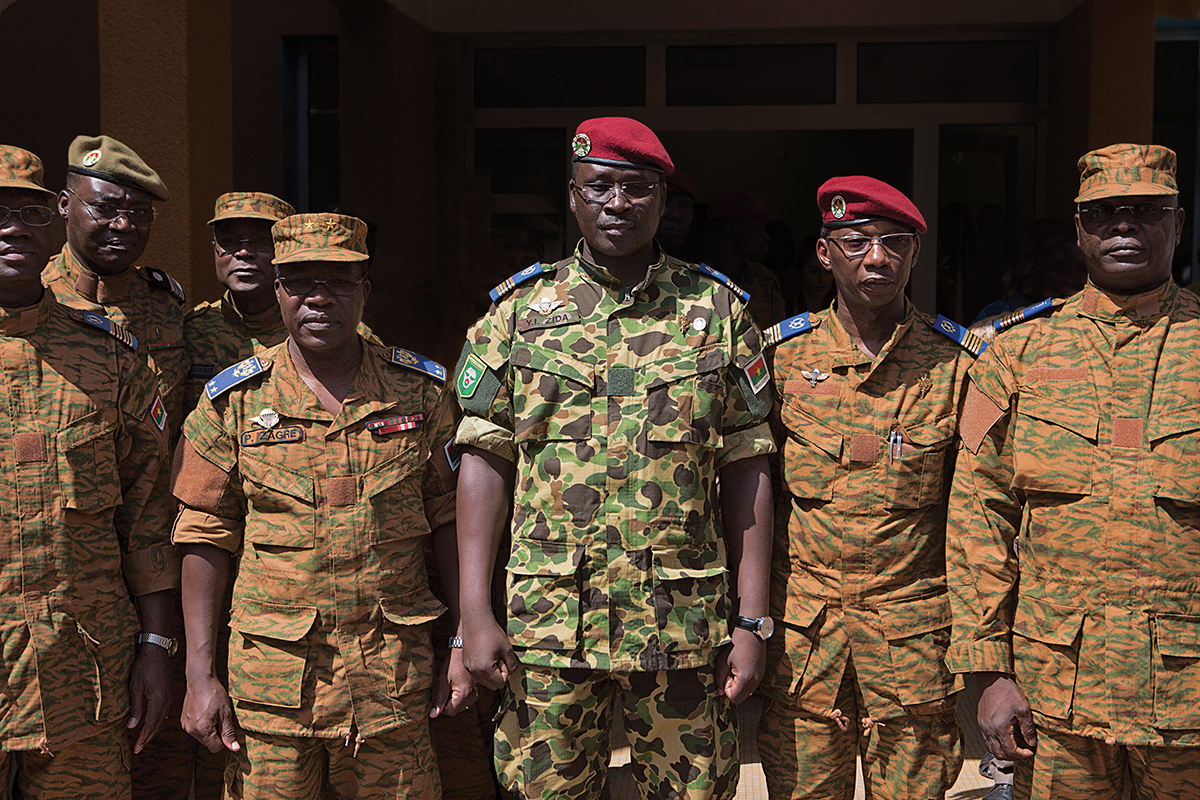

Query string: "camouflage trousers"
[[1014, 729, 1199, 800], [431, 685, 504, 800], [758, 659, 962, 799], [225, 721, 440, 800], [495, 664, 738, 800], [0, 718, 130, 800]]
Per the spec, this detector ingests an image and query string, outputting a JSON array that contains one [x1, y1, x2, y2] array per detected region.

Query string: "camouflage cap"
[[67, 134, 169, 201], [208, 191, 295, 225], [272, 213, 369, 264], [1076, 143, 1177, 203], [0, 145, 55, 196]]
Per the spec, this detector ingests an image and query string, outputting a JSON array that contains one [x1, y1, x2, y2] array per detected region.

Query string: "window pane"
[[667, 44, 836, 105], [475, 47, 645, 108], [858, 41, 1039, 104], [474, 128, 566, 197]]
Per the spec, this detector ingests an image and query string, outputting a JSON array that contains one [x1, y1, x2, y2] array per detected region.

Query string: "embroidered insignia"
[[366, 414, 424, 434], [831, 195, 847, 219], [689, 262, 749, 303], [801, 366, 830, 387], [572, 133, 591, 158], [933, 315, 989, 357], [917, 373, 933, 399], [458, 352, 487, 398], [251, 408, 280, 430], [489, 261, 554, 303], [239, 426, 304, 447], [389, 347, 446, 382], [82, 149, 101, 167], [150, 395, 167, 431], [76, 310, 139, 351], [205, 356, 269, 400], [516, 311, 581, 332], [764, 312, 814, 348], [529, 297, 564, 315], [744, 352, 770, 395]]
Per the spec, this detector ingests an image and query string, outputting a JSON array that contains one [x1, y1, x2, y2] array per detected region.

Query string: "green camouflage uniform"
[[172, 338, 458, 799], [454, 246, 775, 799], [948, 281, 1200, 798], [759, 302, 968, 799], [0, 292, 179, 795]]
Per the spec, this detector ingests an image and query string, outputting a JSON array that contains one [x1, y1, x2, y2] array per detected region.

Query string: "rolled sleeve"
[[121, 543, 183, 595], [718, 421, 777, 467], [455, 415, 516, 463], [172, 507, 245, 554]]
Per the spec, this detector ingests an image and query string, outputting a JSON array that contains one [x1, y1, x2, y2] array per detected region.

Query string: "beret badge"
[[831, 195, 846, 219], [571, 133, 591, 158], [82, 149, 102, 168]]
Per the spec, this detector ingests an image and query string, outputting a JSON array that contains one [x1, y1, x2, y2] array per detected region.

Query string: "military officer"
[[758, 176, 969, 799], [0, 145, 178, 797], [172, 213, 471, 799], [947, 144, 1200, 799], [183, 192, 295, 415], [454, 117, 775, 800]]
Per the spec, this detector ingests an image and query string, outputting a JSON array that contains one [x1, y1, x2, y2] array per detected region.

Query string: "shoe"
[[978, 752, 994, 778], [981, 785, 1014, 800]]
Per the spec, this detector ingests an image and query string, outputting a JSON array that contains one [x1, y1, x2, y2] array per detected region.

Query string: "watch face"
[[167, 639, 179, 658], [758, 616, 775, 641]]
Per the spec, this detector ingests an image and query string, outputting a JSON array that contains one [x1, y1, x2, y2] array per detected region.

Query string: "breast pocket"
[[361, 442, 430, 544], [778, 400, 841, 502], [239, 454, 316, 549], [886, 417, 956, 510], [652, 544, 728, 654], [511, 344, 593, 443], [1148, 406, 1200, 505], [1011, 594, 1085, 720], [228, 599, 317, 709], [57, 406, 122, 511], [645, 347, 729, 448], [506, 539, 582, 650], [1012, 393, 1098, 495]]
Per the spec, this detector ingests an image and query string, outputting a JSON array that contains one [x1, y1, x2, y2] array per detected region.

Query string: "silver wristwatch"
[[137, 632, 179, 658], [734, 615, 775, 641]]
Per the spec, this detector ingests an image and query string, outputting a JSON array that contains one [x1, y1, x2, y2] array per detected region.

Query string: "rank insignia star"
[[304, 221, 315, 231], [917, 373, 933, 399], [802, 367, 830, 387], [324, 218, 338, 231], [251, 408, 280, 429]]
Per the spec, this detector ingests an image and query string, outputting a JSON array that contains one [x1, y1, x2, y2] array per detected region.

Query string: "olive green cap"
[[67, 134, 169, 201], [272, 213, 369, 264], [0, 145, 55, 196], [1076, 143, 1177, 203], [209, 191, 295, 225]]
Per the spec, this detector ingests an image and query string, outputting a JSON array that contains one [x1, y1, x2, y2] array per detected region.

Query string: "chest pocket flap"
[[1147, 404, 1200, 505], [239, 454, 315, 548], [360, 443, 431, 543], [511, 344, 594, 442], [646, 347, 729, 447], [56, 406, 122, 511], [779, 400, 841, 501], [1013, 392, 1099, 495]]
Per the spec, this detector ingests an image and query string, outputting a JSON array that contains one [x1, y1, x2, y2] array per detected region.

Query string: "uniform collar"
[[58, 245, 131, 303], [1076, 279, 1178, 323], [0, 290, 52, 337], [220, 290, 284, 335], [823, 297, 918, 370], [573, 239, 666, 294]]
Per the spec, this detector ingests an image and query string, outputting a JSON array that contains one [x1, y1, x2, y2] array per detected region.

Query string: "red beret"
[[665, 166, 699, 201], [709, 190, 773, 222], [572, 117, 674, 176], [817, 176, 926, 233]]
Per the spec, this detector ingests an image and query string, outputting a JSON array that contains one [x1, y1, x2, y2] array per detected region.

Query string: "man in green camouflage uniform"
[[183, 191, 295, 415], [454, 117, 775, 800], [0, 145, 179, 798], [948, 144, 1200, 799], [172, 213, 472, 799], [759, 176, 968, 799]]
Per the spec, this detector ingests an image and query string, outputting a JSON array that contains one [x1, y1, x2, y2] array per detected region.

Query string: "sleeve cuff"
[[172, 507, 244, 554], [718, 421, 778, 467], [122, 544, 182, 595], [946, 639, 1013, 675], [455, 415, 516, 463]]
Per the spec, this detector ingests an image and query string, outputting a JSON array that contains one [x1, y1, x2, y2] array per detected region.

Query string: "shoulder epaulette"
[[69, 308, 139, 351], [764, 312, 817, 348], [138, 266, 187, 306], [388, 347, 447, 383], [489, 261, 557, 303], [688, 262, 750, 303], [204, 355, 271, 400], [991, 296, 1060, 334], [933, 315, 989, 357]]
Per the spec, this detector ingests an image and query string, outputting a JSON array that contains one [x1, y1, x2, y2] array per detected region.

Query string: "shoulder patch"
[[489, 261, 556, 303], [991, 296, 1060, 334], [388, 347, 447, 382], [138, 266, 187, 306], [764, 312, 817, 348], [69, 308, 139, 351], [688, 262, 750, 303], [204, 356, 271, 400], [933, 315, 989, 358]]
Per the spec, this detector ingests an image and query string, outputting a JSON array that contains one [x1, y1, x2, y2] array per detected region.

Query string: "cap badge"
[[831, 195, 846, 219], [801, 367, 830, 387], [529, 297, 563, 315], [250, 408, 280, 430], [572, 133, 592, 158], [82, 149, 102, 168]]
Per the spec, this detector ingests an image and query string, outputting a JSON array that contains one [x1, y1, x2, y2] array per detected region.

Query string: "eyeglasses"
[[0, 204, 54, 227], [276, 275, 366, 297], [572, 181, 660, 204], [826, 232, 916, 260], [64, 188, 157, 227], [1079, 203, 1179, 225], [214, 235, 274, 254]]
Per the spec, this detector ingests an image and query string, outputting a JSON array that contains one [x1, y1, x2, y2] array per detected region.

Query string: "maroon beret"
[[665, 166, 699, 201], [817, 176, 926, 233], [571, 117, 674, 176], [708, 190, 773, 222]]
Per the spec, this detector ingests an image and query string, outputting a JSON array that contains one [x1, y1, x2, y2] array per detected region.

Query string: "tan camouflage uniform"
[[184, 292, 288, 415], [759, 301, 968, 799], [727, 259, 786, 331], [0, 291, 179, 796], [455, 245, 775, 799], [949, 280, 1200, 799], [172, 336, 459, 799]]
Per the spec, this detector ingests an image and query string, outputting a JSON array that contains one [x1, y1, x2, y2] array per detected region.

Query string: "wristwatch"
[[734, 615, 775, 641], [137, 632, 179, 658]]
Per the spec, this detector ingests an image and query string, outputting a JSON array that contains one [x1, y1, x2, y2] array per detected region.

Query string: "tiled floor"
[[606, 680, 995, 799]]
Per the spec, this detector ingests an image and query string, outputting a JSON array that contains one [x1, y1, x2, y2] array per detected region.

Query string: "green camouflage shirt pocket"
[[885, 416, 956, 509], [510, 343, 593, 443], [1011, 594, 1086, 721], [506, 539, 582, 650], [778, 400, 841, 501], [228, 599, 316, 709], [1012, 389, 1099, 494], [72, 597, 142, 724], [1151, 613, 1200, 729], [651, 544, 729, 654], [377, 592, 445, 718], [1147, 404, 1200, 505], [56, 406, 122, 511], [645, 347, 728, 448], [876, 591, 957, 705], [239, 453, 316, 550]]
